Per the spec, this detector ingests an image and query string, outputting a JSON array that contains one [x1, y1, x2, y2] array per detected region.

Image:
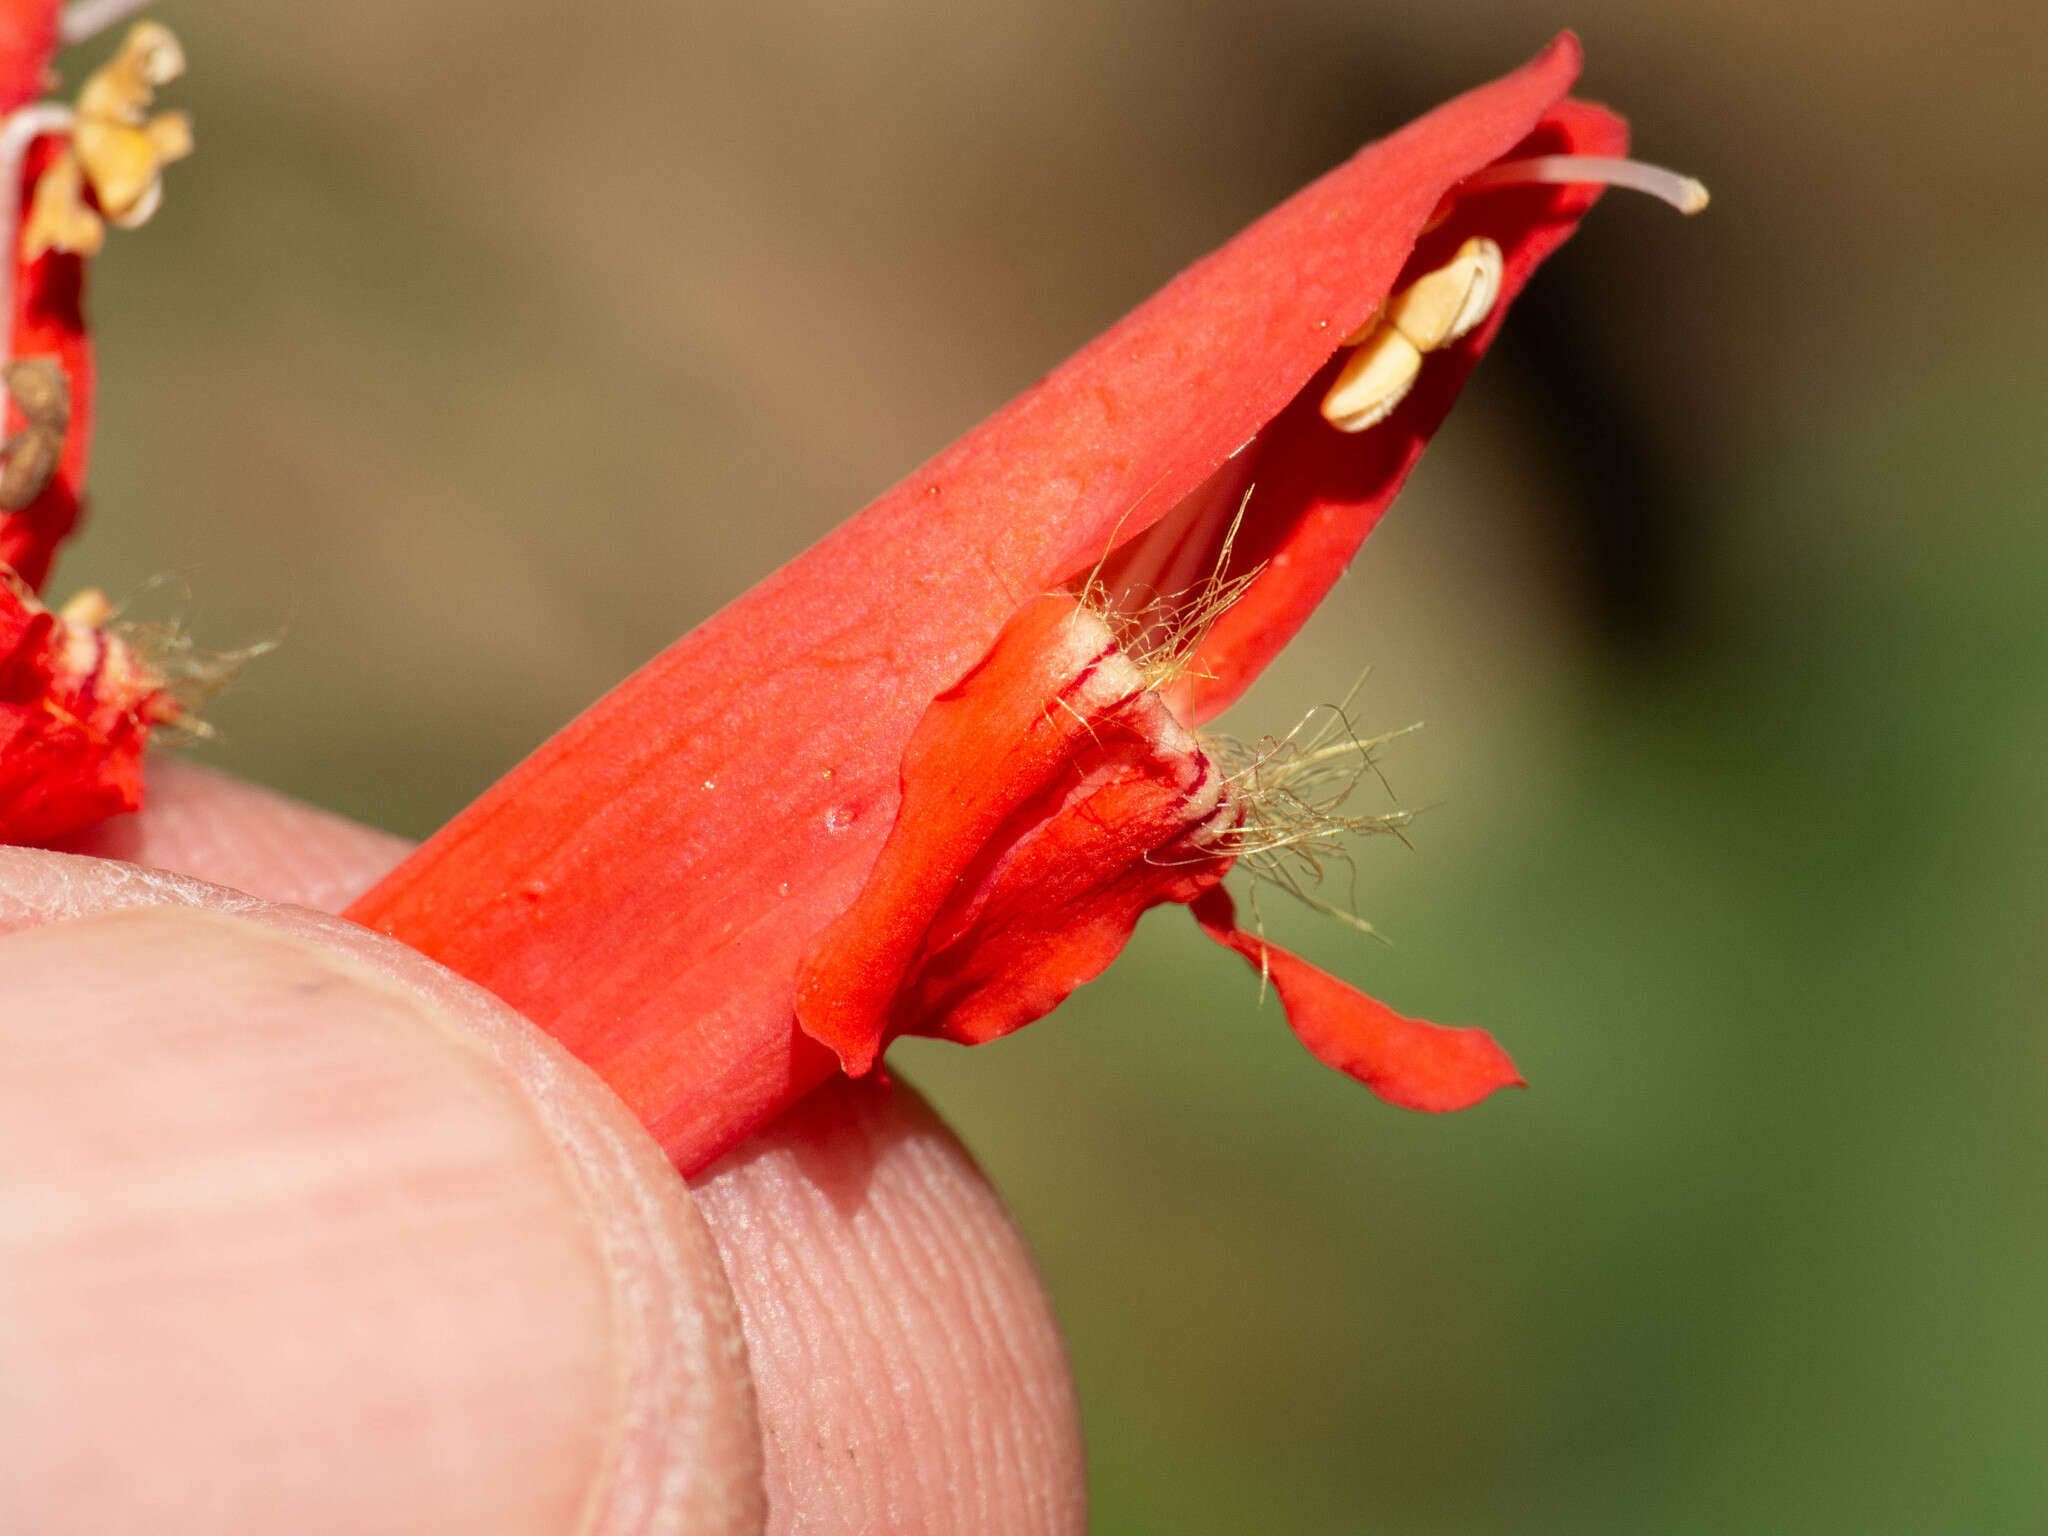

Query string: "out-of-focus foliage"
[[61, 1, 2048, 1528]]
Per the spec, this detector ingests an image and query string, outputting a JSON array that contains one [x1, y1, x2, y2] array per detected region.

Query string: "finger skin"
[[58, 761, 415, 913], [25, 768, 1090, 1530], [0, 859, 763, 1536], [698, 1079, 1088, 1535]]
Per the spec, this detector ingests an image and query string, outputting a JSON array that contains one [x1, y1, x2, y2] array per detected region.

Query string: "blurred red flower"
[[0, 0, 197, 843]]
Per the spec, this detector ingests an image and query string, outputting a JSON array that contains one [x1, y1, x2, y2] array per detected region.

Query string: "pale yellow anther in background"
[[145, 111, 192, 161], [74, 112, 186, 226], [76, 21, 186, 124], [1320, 323, 1422, 433], [1385, 236, 1502, 351], [22, 20, 192, 258], [23, 151, 102, 259]]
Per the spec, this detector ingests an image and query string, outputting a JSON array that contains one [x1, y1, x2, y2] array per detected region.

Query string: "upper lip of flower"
[[346, 31, 1692, 1174]]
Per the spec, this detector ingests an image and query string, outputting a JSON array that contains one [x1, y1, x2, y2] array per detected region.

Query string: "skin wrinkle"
[[0, 853, 764, 1536], [873, 1151, 978, 1524], [897, 1152, 1016, 1525], [853, 1131, 959, 1519], [903, 1136, 1056, 1529], [3, 912, 610, 1533], [716, 1162, 874, 1511], [698, 1083, 1085, 1535], [864, 1178, 957, 1506], [921, 1166, 1035, 1521]]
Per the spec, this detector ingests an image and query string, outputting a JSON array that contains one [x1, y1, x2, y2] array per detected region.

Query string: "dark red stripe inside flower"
[[339, 32, 1704, 1175]]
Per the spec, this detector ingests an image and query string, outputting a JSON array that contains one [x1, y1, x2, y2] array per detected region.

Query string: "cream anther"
[[1386, 236, 1502, 351], [1340, 305, 1383, 348], [1459, 154, 1709, 215], [1320, 324, 1422, 434], [1320, 236, 1503, 434]]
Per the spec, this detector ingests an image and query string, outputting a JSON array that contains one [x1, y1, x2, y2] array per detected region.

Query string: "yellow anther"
[[1385, 236, 1503, 352], [1319, 323, 1422, 433], [76, 21, 185, 124], [22, 149, 103, 259], [55, 20, 193, 236], [145, 110, 192, 161], [74, 120, 150, 221], [73, 106, 189, 226], [1340, 305, 1383, 348]]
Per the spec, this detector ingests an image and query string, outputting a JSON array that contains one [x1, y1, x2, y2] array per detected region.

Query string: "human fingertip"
[[0, 897, 762, 1535], [53, 761, 415, 913], [695, 1076, 1085, 1535]]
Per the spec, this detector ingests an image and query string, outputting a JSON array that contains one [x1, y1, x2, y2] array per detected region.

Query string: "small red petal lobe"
[[1189, 886, 1523, 1112], [796, 594, 1232, 1074]]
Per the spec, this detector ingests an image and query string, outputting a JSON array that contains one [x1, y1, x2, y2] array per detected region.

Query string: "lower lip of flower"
[[796, 590, 1239, 1078]]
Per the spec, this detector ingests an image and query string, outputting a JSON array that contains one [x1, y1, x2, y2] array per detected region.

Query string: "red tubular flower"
[[0, 1, 202, 845], [350, 33, 1697, 1174]]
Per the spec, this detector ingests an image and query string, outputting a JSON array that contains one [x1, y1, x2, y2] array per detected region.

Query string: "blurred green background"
[[56, 0, 2047, 1528]]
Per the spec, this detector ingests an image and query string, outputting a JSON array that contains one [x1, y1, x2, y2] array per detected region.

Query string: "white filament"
[[1461, 154, 1709, 215], [59, 0, 153, 46]]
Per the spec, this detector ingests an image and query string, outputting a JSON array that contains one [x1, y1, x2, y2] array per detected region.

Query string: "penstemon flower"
[[343, 33, 1706, 1174], [0, 0, 200, 843]]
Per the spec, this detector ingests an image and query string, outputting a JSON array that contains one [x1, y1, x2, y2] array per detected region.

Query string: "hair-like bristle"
[[106, 575, 278, 739], [1076, 489, 1262, 687], [1205, 682, 1421, 937]]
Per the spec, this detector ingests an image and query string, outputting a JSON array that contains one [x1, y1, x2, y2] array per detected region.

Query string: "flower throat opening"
[[1052, 149, 1709, 936], [1071, 148, 1708, 727]]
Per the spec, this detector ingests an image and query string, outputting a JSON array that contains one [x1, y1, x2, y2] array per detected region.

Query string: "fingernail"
[[0, 898, 761, 1535]]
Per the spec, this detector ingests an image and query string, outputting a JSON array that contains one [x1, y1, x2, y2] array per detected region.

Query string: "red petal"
[[1189, 886, 1522, 1112], [0, 2, 57, 113], [796, 594, 1230, 1074], [351, 37, 1597, 1173]]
